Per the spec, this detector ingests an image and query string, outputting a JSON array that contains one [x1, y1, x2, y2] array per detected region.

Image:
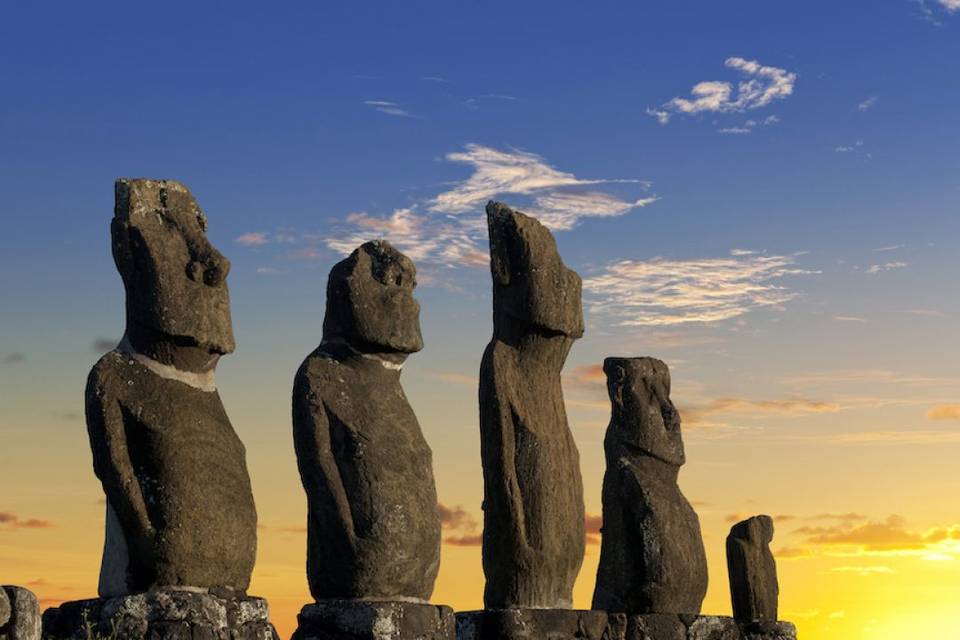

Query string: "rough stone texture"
[[454, 612, 795, 640], [0, 586, 41, 640], [293, 240, 440, 600], [42, 589, 277, 640], [85, 179, 257, 596], [592, 357, 708, 615], [479, 201, 586, 609], [726, 516, 778, 623], [293, 600, 455, 640]]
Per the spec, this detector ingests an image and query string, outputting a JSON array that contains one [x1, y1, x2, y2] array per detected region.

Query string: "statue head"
[[729, 515, 775, 546], [604, 357, 685, 466], [486, 201, 584, 340], [111, 179, 235, 355], [322, 240, 424, 355]]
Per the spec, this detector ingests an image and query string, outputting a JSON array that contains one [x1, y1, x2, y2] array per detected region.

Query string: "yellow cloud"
[[926, 404, 960, 420]]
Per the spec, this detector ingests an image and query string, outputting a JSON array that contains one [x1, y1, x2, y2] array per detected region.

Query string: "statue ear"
[[608, 364, 626, 410], [110, 218, 134, 279], [488, 230, 511, 286]]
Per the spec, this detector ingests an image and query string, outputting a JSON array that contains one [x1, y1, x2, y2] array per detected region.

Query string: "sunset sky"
[[2, 2, 960, 638]]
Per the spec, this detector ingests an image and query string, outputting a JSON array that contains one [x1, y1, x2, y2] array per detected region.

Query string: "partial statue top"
[[592, 357, 708, 615], [85, 179, 258, 597], [727, 515, 779, 622], [479, 201, 586, 609], [292, 240, 441, 601]]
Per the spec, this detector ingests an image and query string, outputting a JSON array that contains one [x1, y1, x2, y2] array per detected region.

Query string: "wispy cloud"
[[866, 261, 908, 274], [858, 96, 879, 112], [926, 404, 960, 420], [1, 353, 25, 365], [718, 114, 780, 135], [582, 251, 816, 326], [0, 512, 54, 529], [650, 57, 796, 124], [365, 100, 419, 118], [684, 396, 840, 429], [833, 315, 869, 323], [91, 338, 117, 353], [235, 232, 270, 246], [939, 0, 960, 12]]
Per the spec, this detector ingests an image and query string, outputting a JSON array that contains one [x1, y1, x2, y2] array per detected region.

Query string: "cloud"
[[717, 127, 752, 135], [322, 144, 655, 268], [585, 513, 603, 545], [866, 261, 908, 274], [235, 232, 270, 246], [926, 404, 960, 420], [787, 515, 960, 559], [939, 0, 960, 11], [1, 353, 25, 364], [0, 512, 54, 529], [683, 397, 840, 429], [651, 58, 796, 124], [443, 533, 483, 546], [832, 316, 869, 323], [92, 338, 117, 353], [583, 251, 815, 326], [858, 96, 879, 112], [437, 503, 479, 531], [365, 100, 419, 118], [830, 565, 896, 576]]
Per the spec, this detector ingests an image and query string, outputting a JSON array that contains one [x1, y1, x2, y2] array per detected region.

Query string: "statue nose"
[[188, 252, 230, 287]]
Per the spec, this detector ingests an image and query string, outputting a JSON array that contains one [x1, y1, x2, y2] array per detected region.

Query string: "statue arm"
[[84, 367, 154, 546]]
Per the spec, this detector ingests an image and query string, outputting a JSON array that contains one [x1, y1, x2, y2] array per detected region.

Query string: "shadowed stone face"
[[111, 179, 234, 356], [479, 201, 586, 609], [593, 357, 708, 616], [85, 179, 257, 597], [727, 515, 779, 622], [293, 241, 440, 601], [322, 240, 423, 354]]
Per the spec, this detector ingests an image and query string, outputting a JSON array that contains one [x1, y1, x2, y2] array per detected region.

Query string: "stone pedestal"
[[454, 610, 797, 640], [292, 600, 455, 640], [41, 589, 278, 640]]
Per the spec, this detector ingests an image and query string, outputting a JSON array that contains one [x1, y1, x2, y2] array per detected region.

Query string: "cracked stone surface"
[[0, 586, 40, 640], [85, 179, 257, 596], [41, 590, 277, 640], [593, 357, 708, 615], [292, 600, 455, 640], [293, 241, 441, 600], [479, 201, 586, 609]]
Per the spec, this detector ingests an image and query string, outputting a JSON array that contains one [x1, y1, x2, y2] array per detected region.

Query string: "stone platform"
[[41, 589, 278, 640], [455, 610, 796, 640], [292, 600, 456, 640]]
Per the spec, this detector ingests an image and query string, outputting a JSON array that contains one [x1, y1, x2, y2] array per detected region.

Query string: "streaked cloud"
[[833, 316, 869, 323], [831, 565, 896, 576], [926, 404, 960, 420], [583, 251, 815, 326], [858, 96, 879, 112], [235, 232, 270, 246], [939, 0, 960, 11], [364, 100, 419, 118], [866, 261, 908, 274], [650, 57, 796, 124], [438, 503, 479, 531], [1, 353, 25, 365], [0, 512, 54, 529], [684, 396, 840, 429]]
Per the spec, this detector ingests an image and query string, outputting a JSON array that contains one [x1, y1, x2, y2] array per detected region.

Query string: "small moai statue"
[[478, 201, 586, 609], [291, 240, 454, 639], [727, 515, 779, 623], [592, 357, 708, 615], [43, 179, 276, 640], [0, 586, 41, 640]]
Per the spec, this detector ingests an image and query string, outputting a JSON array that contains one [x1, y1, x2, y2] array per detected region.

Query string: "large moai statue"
[[478, 201, 586, 609], [42, 179, 276, 640], [291, 240, 454, 640], [592, 357, 708, 616], [1, 586, 41, 640], [727, 515, 779, 623]]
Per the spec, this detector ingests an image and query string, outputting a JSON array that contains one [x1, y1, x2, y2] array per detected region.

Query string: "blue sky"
[[2, 3, 960, 637]]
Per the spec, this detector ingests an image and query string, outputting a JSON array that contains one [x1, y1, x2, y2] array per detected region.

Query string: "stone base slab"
[[454, 610, 796, 640], [41, 589, 278, 640], [292, 600, 456, 640]]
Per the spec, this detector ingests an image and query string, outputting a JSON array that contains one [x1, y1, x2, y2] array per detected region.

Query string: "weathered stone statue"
[[43, 179, 276, 640], [592, 357, 708, 616], [727, 515, 779, 623], [478, 201, 586, 609], [291, 240, 453, 639], [1, 586, 41, 640]]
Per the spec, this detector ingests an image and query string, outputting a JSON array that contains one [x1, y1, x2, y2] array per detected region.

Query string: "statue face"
[[604, 357, 685, 466], [487, 202, 584, 338], [323, 240, 424, 354], [111, 179, 235, 355]]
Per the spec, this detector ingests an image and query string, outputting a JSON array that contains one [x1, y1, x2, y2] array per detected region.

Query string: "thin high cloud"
[[322, 144, 656, 265], [0, 511, 54, 529], [858, 96, 879, 112], [866, 261, 908, 274], [365, 100, 419, 118], [582, 251, 816, 326], [649, 58, 796, 125]]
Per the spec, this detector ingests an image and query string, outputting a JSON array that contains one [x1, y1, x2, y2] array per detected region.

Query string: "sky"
[[1, 1, 959, 638]]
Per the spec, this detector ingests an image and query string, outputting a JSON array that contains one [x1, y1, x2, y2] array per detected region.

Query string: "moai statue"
[[478, 201, 586, 609], [43, 179, 276, 640], [592, 357, 708, 615], [291, 240, 454, 639], [727, 515, 779, 623], [1, 586, 41, 640]]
